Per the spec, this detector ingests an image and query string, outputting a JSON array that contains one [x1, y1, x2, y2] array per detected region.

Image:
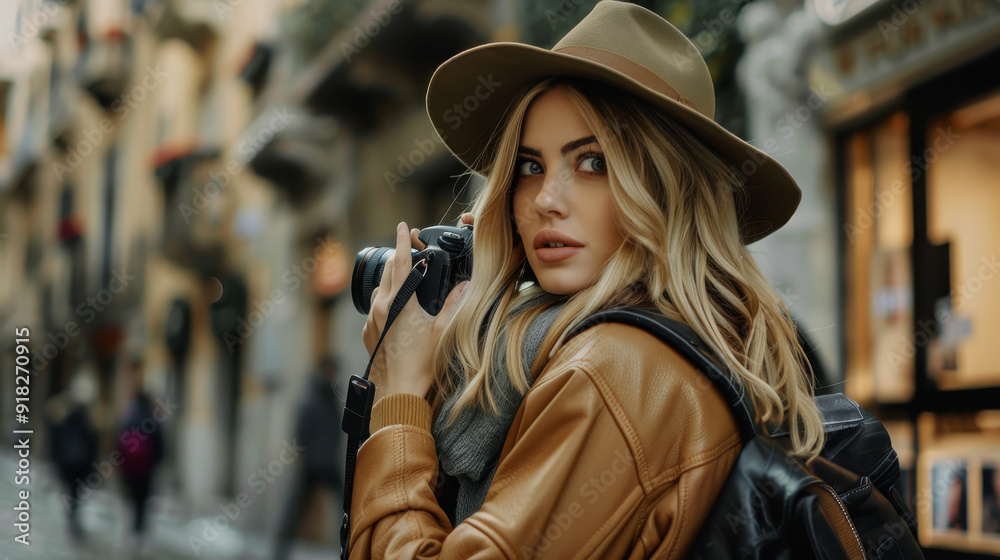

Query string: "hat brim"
[[426, 42, 800, 245]]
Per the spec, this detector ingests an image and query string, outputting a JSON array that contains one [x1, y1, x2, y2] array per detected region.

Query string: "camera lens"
[[351, 246, 393, 314]]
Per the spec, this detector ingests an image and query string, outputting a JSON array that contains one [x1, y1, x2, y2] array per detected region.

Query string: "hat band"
[[553, 45, 699, 112]]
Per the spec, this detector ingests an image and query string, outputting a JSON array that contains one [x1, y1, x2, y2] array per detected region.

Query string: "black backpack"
[[569, 308, 923, 560]]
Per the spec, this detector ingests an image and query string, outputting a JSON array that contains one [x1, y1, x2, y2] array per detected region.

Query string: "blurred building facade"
[[734, 1, 1000, 557], [2, 1, 752, 547], [0, 0, 498, 546]]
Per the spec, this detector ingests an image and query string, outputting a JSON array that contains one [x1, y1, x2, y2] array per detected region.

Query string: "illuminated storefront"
[[813, 0, 1000, 556]]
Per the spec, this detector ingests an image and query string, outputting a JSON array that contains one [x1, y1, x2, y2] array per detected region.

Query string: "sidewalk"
[[0, 451, 338, 560]]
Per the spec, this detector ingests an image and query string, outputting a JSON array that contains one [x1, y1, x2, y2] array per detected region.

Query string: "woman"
[[353, 2, 824, 557]]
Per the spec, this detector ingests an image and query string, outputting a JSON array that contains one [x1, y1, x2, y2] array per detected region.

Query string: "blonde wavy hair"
[[430, 78, 825, 460]]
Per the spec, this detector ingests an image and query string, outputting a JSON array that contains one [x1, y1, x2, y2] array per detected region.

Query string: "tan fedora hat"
[[426, 0, 800, 244]]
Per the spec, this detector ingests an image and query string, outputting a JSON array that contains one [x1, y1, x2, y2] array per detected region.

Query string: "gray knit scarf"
[[431, 302, 566, 524]]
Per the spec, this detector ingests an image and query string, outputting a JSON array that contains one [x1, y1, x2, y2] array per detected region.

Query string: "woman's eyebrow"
[[561, 135, 599, 155], [517, 135, 600, 158]]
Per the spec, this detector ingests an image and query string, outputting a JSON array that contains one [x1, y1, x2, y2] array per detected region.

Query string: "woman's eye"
[[518, 160, 543, 176], [578, 154, 606, 173]]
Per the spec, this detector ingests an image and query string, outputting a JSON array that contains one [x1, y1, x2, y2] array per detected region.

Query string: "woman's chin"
[[535, 276, 587, 296]]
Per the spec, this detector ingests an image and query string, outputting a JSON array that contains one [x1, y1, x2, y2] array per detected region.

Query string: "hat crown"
[[552, 1, 716, 119], [425, 0, 801, 244]]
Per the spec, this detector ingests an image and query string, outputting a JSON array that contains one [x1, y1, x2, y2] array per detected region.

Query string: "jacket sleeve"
[[348, 362, 647, 559]]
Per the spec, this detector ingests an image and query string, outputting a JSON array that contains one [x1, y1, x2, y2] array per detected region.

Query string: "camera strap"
[[340, 258, 428, 560]]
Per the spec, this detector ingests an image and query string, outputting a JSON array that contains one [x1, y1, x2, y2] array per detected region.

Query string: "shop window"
[[926, 90, 1000, 389], [917, 410, 1000, 554], [844, 111, 915, 404]]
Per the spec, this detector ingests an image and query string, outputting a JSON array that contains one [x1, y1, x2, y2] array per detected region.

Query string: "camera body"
[[352, 224, 473, 316]]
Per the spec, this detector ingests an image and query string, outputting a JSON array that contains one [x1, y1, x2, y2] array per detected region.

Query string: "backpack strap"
[[567, 307, 759, 441]]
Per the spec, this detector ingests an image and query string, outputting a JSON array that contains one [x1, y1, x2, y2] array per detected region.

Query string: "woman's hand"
[[409, 212, 475, 250], [362, 222, 470, 400]]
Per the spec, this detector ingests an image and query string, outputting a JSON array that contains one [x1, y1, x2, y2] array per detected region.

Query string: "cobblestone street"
[[0, 451, 337, 560]]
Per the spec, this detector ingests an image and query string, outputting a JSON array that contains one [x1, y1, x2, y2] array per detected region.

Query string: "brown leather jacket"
[[349, 322, 742, 559]]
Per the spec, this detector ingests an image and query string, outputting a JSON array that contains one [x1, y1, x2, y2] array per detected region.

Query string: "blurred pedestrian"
[[116, 361, 164, 548], [273, 356, 345, 559], [48, 370, 99, 541]]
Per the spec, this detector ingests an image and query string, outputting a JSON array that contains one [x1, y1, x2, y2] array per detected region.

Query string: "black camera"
[[352, 224, 473, 316]]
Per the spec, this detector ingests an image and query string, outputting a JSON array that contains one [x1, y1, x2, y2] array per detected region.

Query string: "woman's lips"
[[533, 229, 583, 250], [535, 246, 583, 262]]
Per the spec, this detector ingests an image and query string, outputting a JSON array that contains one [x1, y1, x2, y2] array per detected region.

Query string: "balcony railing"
[[150, 0, 217, 51], [153, 145, 230, 273], [239, 105, 339, 206], [74, 31, 131, 108], [281, 0, 489, 132]]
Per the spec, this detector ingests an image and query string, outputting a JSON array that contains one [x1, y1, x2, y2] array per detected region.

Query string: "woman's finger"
[[365, 287, 380, 337], [460, 213, 475, 226], [372, 250, 394, 317], [364, 314, 381, 349], [390, 222, 412, 295], [410, 228, 426, 251], [364, 296, 383, 345]]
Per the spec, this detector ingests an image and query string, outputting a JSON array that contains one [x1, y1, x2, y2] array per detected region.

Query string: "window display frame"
[[833, 46, 1000, 560]]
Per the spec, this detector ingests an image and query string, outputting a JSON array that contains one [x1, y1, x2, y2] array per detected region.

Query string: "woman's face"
[[511, 87, 625, 295]]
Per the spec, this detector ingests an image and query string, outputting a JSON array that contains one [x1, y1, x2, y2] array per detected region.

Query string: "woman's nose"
[[534, 170, 570, 216]]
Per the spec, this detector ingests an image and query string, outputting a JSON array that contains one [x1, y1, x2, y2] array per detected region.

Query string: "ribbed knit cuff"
[[370, 393, 433, 433]]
